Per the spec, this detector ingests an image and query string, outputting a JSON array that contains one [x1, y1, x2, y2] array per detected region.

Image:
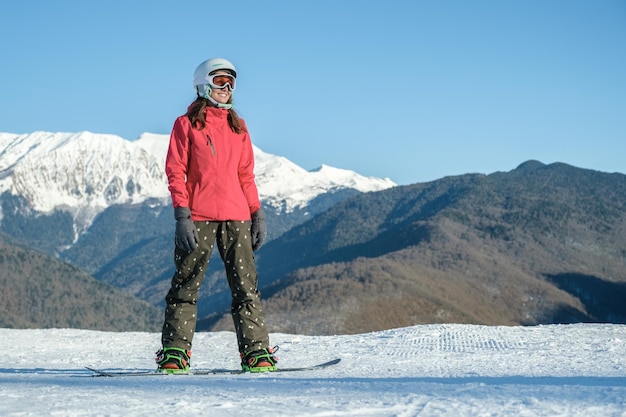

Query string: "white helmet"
[[193, 58, 237, 109], [193, 57, 237, 87]]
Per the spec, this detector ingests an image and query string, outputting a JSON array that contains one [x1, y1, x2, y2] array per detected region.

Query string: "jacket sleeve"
[[165, 117, 190, 208], [238, 129, 261, 214]]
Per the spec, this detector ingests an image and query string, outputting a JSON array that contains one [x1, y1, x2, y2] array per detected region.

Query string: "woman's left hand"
[[251, 208, 267, 251]]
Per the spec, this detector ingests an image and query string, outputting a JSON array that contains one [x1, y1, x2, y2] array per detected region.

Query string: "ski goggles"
[[208, 73, 236, 91]]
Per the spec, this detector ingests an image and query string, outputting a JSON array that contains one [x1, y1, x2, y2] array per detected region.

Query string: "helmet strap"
[[196, 85, 233, 110]]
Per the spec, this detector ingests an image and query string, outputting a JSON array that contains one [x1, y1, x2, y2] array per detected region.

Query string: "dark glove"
[[174, 207, 198, 252], [250, 208, 267, 251]]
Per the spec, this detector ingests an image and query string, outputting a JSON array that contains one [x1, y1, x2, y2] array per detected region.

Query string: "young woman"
[[155, 57, 277, 373]]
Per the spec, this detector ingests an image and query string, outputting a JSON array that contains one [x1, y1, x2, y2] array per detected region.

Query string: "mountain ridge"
[[0, 130, 397, 331], [210, 161, 626, 334], [0, 131, 395, 231], [1, 130, 624, 334]]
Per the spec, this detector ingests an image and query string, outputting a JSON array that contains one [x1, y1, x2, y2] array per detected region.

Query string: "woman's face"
[[210, 71, 233, 105]]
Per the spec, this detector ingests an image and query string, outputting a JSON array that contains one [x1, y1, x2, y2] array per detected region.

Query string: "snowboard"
[[86, 358, 340, 377]]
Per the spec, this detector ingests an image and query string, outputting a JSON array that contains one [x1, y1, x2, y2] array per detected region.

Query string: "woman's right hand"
[[174, 207, 199, 252]]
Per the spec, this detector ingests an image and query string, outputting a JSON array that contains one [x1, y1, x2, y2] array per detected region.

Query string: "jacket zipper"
[[206, 134, 216, 156]]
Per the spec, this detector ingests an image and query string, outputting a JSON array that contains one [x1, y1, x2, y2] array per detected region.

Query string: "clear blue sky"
[[1, 1, 624, 185]]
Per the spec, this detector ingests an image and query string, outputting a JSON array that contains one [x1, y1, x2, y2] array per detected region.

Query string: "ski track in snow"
[[1, 323, 625, 416]]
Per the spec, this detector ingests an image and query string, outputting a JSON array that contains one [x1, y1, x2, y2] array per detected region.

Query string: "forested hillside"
[[2, 160, 625, 334], [206, 161, 626, 334], [0, 236, 161, 331]]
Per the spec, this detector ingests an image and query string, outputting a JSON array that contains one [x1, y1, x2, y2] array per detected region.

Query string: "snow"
[[0, 131, 169, 228], [0, 131, 396, 222], [253, 146, 395, 212], [1, 324, 625, 416]]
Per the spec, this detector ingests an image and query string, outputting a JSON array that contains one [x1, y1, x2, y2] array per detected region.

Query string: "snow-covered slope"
[[0, 131, 395, 227], [134, 132, 396, 212], [253, 146, 395, 212], [1, 324, 625, 416], [0, 131, 168, 213]]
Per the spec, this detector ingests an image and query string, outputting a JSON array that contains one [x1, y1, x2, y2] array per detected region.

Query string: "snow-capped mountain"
[[0, 132, 166, 230], [0, 131, 395, 232], [134, 132, 396, 213], [253, 146, 396, 213]]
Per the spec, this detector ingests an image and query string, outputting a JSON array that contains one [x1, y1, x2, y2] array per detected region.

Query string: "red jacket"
[[165, 106, 261, 221]]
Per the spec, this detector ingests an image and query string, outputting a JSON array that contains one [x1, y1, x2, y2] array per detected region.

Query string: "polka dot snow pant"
[[161, 220, 270, 355]]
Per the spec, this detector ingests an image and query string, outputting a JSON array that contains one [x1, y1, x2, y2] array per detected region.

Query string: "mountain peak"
[[0, 131, 396, 227], [1, 132, 167, 215], [515, 160, 546, 171], [254, 150, 396, 212]]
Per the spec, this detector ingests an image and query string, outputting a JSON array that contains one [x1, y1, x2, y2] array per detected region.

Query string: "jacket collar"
[[204, 105, 229, 120]]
